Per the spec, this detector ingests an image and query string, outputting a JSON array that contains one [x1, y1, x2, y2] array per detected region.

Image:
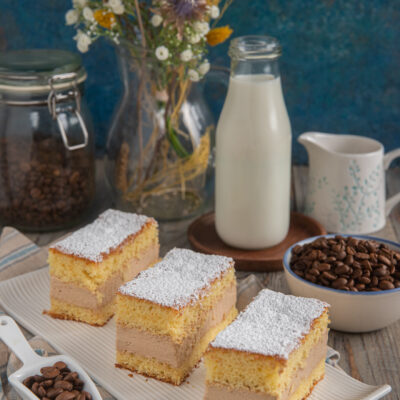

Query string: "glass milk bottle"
[[215, 36, 292, 249]]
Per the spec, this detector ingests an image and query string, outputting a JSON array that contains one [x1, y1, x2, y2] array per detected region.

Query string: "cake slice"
[[204, 289, 329, 400], [115, 248, 238, 385], [47, 209, 159, 326]]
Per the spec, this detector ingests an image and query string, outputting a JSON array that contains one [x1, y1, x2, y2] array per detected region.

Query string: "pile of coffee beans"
[[23, 361, 92, 400], [0, 133, 94, 230], [290, 236, 400, 291]]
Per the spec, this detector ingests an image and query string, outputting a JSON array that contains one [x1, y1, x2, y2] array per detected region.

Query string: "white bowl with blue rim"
[[283, 234, 400, 333]]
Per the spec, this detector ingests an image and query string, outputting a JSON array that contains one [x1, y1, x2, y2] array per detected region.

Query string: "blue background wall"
[[0, 0, 399, 163]]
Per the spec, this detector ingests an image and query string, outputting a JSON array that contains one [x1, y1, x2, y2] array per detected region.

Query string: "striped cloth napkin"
[[0, 226, 348, 399]]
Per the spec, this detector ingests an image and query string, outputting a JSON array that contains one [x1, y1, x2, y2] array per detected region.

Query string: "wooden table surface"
[[24, 165, 400, 400]]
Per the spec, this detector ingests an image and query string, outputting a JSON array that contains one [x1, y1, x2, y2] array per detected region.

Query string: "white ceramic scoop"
[[0, 316, 102, 400]]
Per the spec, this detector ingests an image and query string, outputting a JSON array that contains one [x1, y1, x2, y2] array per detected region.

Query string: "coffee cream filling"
[[50, 244, 159, 309], [204, 331, 328, 400], [116, 283, 237, 369]]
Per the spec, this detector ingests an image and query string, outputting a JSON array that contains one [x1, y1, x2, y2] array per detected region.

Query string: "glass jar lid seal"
[[0, 49, 87, 92]]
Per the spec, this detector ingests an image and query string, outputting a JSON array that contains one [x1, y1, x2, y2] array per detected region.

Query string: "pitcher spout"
[[298, 132, 330, 157]]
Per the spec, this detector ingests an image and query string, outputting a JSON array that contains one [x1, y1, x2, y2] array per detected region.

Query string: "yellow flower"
[[206, 26, 233, 46], [94, 9, 116, 29]]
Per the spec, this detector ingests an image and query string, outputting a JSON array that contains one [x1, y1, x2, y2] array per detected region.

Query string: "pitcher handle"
[[384, 149, 400, 216]]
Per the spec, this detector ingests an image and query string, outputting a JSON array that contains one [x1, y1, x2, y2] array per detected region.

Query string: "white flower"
[[188, 69, 200, 82], [151, 14, 163, 27], [155, 46, 169, 61], [198, 61, 210, 75], [193, 21, 210, 36], [82, 6, 94, 21], [75, 31, 91, 53], [180, 49, 193, 62], [209, 5, 220, 19], [108, 0, 125, 14], [73, 0, 87, 7], [188, 33, 201, 44], [65, 9, 79, 25], [113, 4, 125, 14]]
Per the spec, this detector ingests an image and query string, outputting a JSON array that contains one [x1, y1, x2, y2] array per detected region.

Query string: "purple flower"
[[162, 0, 207, 25]]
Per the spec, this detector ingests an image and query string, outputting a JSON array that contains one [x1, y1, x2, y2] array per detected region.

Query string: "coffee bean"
[[38, 385, 47, 397], [344, 255, 354, 265], [53, 362, 68, 372], [332, 277, 348, 288], [380, 280, 395, 290], [318, 263, 331, 272], [55, 392, 76, 400], [321, 271, 336, 281], [33, 375, 45, 382], [23, 376, 34, 388], [82, 391, 92, 400], [352, 269, 362, 279], [356, 283, 365, 290], [359, 276, 371, 285], [374, 266, 388, 277], [378, 255, 391, 266], [31, 382, 39, 395], [335, 264, 350, 275], [41, 367, 60, 379], [289, 236, 400, 292], [355, 252, 370, 260], [47, 387, 64, 399], [54, 380, 73, 391]]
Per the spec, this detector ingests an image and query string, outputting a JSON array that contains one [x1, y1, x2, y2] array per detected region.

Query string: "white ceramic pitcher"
[[299, 132, 400, 234]]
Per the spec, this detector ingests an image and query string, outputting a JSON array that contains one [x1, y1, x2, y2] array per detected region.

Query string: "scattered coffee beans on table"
[[23, 361, 92, 400], [290, 236, 400, 291]]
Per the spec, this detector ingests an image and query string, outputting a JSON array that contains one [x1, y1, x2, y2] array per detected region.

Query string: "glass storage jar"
[[0, 49, 95, 231]]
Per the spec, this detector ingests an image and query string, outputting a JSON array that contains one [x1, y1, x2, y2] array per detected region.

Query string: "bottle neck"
[[230, 58, 281, 79]]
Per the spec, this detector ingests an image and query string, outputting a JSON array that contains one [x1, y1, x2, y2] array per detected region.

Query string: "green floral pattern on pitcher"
[[306, 160, 382, 231]]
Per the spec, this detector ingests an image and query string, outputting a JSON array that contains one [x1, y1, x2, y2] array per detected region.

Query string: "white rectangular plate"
[[0, 268, 391, 400]]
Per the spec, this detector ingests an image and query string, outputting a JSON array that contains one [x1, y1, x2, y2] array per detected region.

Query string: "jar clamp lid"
[[0, 49, 89, 151]]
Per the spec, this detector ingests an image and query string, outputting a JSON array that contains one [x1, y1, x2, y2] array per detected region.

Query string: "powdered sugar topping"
[[51, 209, 154, 262], [211, 289, 328, 360], [119, 248, 233, 309]]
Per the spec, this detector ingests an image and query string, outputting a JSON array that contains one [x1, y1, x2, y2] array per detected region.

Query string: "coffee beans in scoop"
[[290, 236, 400, 291], [22, 361, 92, 400]]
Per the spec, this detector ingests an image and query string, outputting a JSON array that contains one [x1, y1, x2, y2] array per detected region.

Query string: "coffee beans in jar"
[[290, 236, 400, 292], [23, 361, 93, 400], [0, 134, 95, 230]]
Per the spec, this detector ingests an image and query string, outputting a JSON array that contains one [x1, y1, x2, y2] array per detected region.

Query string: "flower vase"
[[105, 45, 217, 220]]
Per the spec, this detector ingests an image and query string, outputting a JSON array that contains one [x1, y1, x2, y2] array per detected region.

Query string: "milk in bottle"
[[215, 36, 292, 249]]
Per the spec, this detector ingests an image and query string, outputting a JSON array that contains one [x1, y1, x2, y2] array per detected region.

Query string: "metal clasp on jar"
[[48, 72, 89, 151]]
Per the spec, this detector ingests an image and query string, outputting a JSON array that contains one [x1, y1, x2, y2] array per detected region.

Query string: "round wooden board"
[[187, 212, 326, 272]]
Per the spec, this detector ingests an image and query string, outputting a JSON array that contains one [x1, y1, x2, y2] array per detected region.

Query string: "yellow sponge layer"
[[47, 298, 114, 326], [204, 311, 329, 397], [116, 267, 236, 343], [48, 222, 158, 292], [116, 306, 238, 385]]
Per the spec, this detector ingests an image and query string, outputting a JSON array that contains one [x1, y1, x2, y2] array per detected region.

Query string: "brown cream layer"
[[116, 283, 237, 368], [50, 244, 159, 309], [204, 331, 328, 400]]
